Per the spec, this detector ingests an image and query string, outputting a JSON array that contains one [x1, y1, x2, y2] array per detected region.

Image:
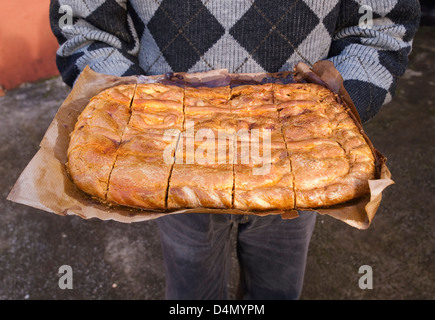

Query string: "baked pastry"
[[67, 81, 376, 212], [168, 86, 234, 209], [106, 83, 184, 210], [274, 83, 375, 208], [230, 84, 294, 210], [66, 85, 134, 200]]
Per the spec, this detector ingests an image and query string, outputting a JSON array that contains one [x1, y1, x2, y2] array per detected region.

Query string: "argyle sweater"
[[49, 0, 420, 123]]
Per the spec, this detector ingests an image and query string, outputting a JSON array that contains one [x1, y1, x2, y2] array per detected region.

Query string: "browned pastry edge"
[[66, 84, 137, 204]]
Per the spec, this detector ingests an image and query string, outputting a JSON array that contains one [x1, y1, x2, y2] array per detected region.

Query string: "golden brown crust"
[[167, 164, 233, 209], [107, 157, 172, 210], [134, 83, 184, 103], [273, 83, 332, 102], [232, 84, 293, 210], [67, 136, 119, 200], [234, 187, 294, 211], [234, 159, 294, 211], [67, 88, 133, 201], [230, 84, 274, 109], [68, 81, 376, 212], [273, 82, 375, 209], [129, 102, 184, 131], [94, 84, 137, 105], [184, 86, 231, 109]]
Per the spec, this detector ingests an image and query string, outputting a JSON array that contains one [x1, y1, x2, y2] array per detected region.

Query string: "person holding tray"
[[50, 0, 420, 299]]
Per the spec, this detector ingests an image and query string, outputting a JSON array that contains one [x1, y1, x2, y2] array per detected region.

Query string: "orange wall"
[[0, 1, 60, 90]]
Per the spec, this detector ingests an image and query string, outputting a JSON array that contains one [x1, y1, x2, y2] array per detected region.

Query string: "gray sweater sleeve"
[[327, 0, 420, 123], [49, 0, 144, 87]]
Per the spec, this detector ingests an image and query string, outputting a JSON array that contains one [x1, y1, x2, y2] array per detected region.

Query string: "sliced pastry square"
[[119, 127, 180, 164], [94, 84, 137, 106], [273, 83, 332, 103], [184, 107, 235, 135], [133, 83, 184, 104], [67, 129, 120, 200], [234, 139, 288, 167], [277, 99, 331, 142], [129, 83, 184, 131], [106, 129, 176, 210], [184, 86, 231, 109], [184, 86, 234, 137], [233, 159, 294, 211], [230, 84, 274, 110], [233, 104, 284, 142], [233, 136, 292, 211], [106, 126, 182, 210], [175, 135, 234, 166], [167, 164, 234, 209], [168, 86, 236, 210], [287, 138, 364, 208], [73, 98, 131, 141], [107, 156, 173, 210], [67, 94, 133, 200]]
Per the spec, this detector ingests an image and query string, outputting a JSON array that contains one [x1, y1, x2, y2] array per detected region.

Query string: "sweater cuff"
[[342, 79, 389, 124]]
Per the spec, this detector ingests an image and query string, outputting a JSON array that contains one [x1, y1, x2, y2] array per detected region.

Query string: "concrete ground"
[[1, 26, 434, 300]]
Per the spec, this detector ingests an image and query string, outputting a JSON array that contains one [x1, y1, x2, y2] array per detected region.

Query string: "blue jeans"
[[156, 211, 316, 300]]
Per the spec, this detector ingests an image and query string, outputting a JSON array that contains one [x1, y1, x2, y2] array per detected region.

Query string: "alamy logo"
[[358, 265, 373, 289], [58, 265, 73, 290], [58, 5, 73, 30], [359, 5, 373, 29]]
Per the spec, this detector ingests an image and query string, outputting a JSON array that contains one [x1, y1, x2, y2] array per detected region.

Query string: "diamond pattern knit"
[[49, 0, 421, 122]]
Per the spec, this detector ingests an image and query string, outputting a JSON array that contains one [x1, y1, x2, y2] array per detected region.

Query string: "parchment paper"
[[7, 62, 394, 229]]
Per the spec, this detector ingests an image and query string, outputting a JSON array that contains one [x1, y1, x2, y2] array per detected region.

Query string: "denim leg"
[[236, 211, 317, 300], [156, 213, 233, 300]]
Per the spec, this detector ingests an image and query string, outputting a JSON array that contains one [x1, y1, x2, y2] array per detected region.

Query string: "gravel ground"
[[0, 26, 433, 300]]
